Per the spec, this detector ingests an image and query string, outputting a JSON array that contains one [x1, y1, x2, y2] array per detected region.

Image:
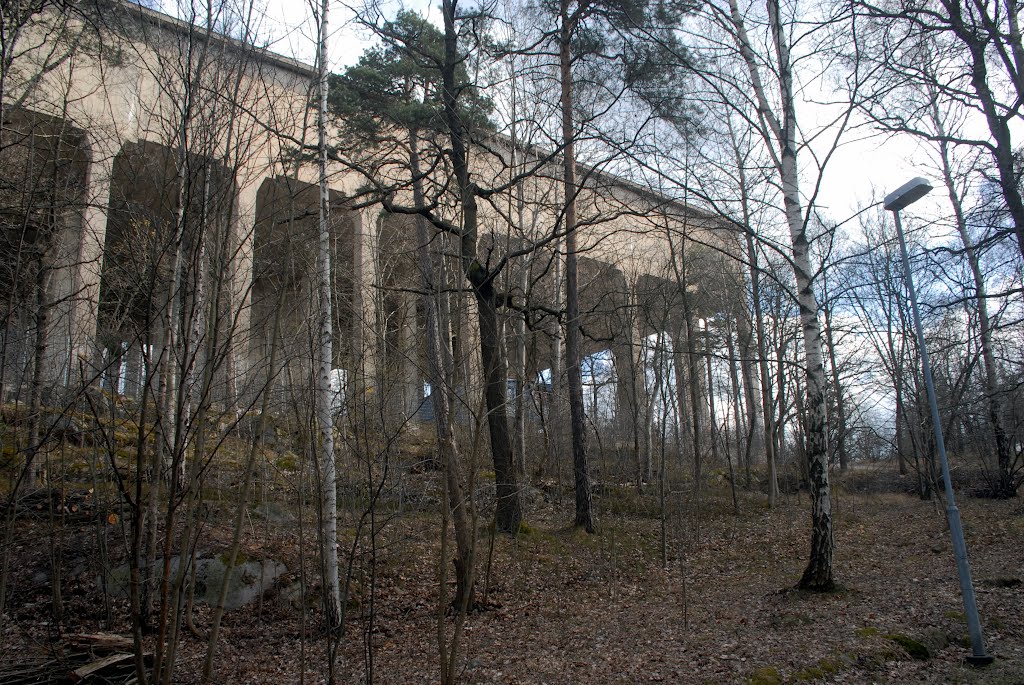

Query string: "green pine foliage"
[[328, 11, 493, 148]]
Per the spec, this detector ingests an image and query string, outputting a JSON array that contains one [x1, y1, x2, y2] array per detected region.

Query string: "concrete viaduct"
[[1, 2, 745, 453]]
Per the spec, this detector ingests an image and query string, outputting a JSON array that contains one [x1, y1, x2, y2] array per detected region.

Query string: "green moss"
[[518, 520, 536, 536], [218, 549, 251, 568], [944, 609, 967, 622], [790, 666, 824, 681], [856, 626, 880, 638], [884, 633, 930, 660], [791, 658, 842, 682], [275, 452, 299, 471], [1, 444, 20, 468], [747, 666, 783, 685]]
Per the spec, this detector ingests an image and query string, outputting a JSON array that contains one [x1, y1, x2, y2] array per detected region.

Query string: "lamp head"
[[884, 177, 933, 212]]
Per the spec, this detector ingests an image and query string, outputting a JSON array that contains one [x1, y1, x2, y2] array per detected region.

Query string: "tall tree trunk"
[[509, 110, 530, 485], [666, 227, 704, 491], [736, 310, 762, 480], [730, 0, 834, 589], [315, 0, 341, 628], [895, 375, 907, 474], [672, 329, 693, 468], [410, 129, 475, 608], [23, 258, 49, 489], [745, 231, 779, 504], [822, 305, 848, 471], [684, 305, 703, 490], [559, 0, 595, 532], [441, 0, 521, 534], [725, 318, 747, 496], [729, 117, 778, 501], [930, 103, 1015, 497], [703, 320, 721, 469]]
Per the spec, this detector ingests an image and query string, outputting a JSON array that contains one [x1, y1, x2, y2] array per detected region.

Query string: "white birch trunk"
[[315, 0, 341, 627], [729, 0, 834, 588]]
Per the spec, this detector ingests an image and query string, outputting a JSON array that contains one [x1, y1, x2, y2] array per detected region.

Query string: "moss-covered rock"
[[791, 658, 842, 681], [884, 632, 931, 660], [746, 666, 783, 685]]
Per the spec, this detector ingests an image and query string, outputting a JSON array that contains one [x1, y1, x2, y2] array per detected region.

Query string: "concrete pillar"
[[399, 291, 421, 417], [69, 142, 116, 381], [230, 178, 261, 400], [351, 207, 380, 391], [124, 340, 143, 399], [612, 290, 644, 457], [45, 178, 88, 388]]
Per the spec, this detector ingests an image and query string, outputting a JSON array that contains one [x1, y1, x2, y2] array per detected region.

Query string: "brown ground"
[[2, 481, 1023, 684]]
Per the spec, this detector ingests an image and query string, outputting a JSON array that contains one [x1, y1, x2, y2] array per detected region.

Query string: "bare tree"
[[855, 0, 1024, 262]]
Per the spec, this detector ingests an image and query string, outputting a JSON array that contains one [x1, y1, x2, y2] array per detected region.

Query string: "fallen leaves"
[[4, 489, 1024, 685]]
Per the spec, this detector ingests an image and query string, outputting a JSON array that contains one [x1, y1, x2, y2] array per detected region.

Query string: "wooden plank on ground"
[[67, 652, 134, 682], [64, 633, 133, 652]]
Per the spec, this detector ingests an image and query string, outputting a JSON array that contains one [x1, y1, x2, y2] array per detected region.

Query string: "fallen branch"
[[68, 653, 135, 682]]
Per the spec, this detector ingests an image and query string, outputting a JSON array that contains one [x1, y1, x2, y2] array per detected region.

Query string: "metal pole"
[[892, 210, 992, 665]]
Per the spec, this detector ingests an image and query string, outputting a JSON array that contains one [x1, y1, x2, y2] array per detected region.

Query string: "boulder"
[[104, 554, 287, 611]]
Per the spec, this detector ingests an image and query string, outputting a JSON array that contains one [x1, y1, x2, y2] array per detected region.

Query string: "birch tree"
[[701, 0, 863, 588], [314, 0, 342, 630]]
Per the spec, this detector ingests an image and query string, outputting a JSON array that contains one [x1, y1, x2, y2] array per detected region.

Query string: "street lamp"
[[884, 177, 993, 666]]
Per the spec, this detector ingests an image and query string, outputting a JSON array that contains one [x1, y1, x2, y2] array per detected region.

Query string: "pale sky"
[[247, 0, 438, 72], [157, 0, 991, 227]]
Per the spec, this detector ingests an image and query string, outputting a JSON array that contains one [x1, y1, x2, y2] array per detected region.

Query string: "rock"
[[254, 502, 293, 524], [103, 554, 287, 611], [234, 412, 280, 447], [274, 578, 318, 610], [46, 411, 94, 446]]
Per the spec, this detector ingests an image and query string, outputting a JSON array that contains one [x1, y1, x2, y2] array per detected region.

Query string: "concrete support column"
[[352, 207, 380, 392], [124, 341, 143, 399], [46, 183, 88, 388], [230, 179, 260, 401], [69, 142, 116, 382], [399, 292, 421, 417], [612, 296, 644, 461]]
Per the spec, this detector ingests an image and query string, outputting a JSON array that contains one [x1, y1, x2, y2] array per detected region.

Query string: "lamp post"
[[884, 177, 993, 666]]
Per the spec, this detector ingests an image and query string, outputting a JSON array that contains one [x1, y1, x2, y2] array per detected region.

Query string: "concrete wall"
[[0, 2, 742, 435]]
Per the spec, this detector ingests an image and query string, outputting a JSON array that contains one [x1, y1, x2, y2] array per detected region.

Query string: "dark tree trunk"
[[410, 129, 475, 607], [559, 0, 594, 532], [440, 0, 521, 534], [823, 306, 848, 471]]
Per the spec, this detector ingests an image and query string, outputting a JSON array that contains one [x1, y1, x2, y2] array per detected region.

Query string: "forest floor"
[[2, 476, 1023, 684]]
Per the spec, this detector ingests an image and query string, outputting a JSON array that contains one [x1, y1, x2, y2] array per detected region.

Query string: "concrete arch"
[[1, 1, 749, 459], [0, 106, 93, 394], [95, 139, 237, 395], [250, 175, 355, 384]]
